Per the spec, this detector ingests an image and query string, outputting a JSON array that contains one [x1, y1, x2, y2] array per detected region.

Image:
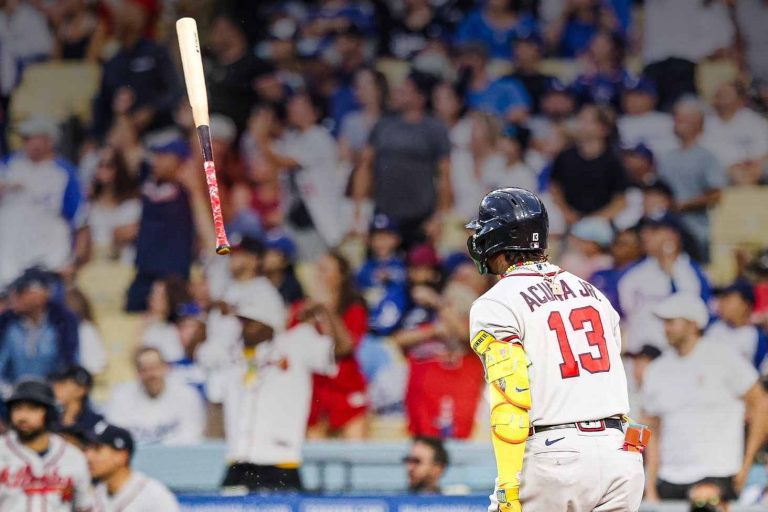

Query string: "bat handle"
[[202, 161, 231, 255]]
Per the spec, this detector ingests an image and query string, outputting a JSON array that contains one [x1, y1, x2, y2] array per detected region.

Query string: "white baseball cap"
[[236, 295, 286, 333], [653, 292, 709, 329], [17, 114, 59, 140]]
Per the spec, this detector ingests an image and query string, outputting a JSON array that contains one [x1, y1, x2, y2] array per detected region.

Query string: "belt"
[[529, 417, 623, 436]]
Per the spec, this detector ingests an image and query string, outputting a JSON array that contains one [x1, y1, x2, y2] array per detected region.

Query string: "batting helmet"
[[466, 187, 548, 275], [5, 379, 59, 427]]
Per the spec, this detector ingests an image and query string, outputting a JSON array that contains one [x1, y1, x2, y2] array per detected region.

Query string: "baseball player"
[[0, 379, 94, 511], [466, 188, 646, 512], [85, 421, 179, 512]]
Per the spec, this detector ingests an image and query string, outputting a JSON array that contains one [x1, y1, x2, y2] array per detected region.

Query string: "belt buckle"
[[576, 420, 605, 432]]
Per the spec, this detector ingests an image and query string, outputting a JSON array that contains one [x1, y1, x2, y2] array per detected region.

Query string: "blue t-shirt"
[[358, 256, 408, 335], [0, 316, 64, 382], [454, 9, 538, 59], [467, 76, 531, 119]]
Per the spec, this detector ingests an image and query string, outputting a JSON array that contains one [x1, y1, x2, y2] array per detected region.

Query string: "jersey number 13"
[[547, 306, 611, 379]]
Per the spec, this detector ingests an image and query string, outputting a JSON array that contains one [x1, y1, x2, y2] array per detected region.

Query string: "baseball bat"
[[176, 17, 231, 255]]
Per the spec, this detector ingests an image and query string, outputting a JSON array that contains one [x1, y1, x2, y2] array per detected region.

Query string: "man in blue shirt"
[[0, 269, 79, 385]]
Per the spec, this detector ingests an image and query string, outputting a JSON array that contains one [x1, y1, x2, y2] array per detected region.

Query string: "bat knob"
[[215, 244, 231, 256]]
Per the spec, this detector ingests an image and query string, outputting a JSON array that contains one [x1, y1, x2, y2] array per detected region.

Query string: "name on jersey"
[[0, 466, 74, 501], [519, 278, 600, 312]]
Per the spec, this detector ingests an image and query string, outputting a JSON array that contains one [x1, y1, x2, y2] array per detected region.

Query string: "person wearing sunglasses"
[[689, 480, 729, 512]]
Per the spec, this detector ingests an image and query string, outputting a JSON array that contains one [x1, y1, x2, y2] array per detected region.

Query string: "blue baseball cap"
[[623, 76, 657, 96], [86, 421, 135, 457], [544, 77, 573, 96], [265, 232, 297, 262], [718, 279, 756, 305], [149, 137, 191, 159], [514, 28, 544, 47], [370, 213, 400, 234], [623, 143, 654, 163]]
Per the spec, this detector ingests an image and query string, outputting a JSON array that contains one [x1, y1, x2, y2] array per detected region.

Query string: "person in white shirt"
[[85, 422, 179, 512], [488, 124, 537, 194], [641, 293, 768, 503], [221, 293, 350, 492], [105, 347, 204, 445], [618, 78, 677, 157]]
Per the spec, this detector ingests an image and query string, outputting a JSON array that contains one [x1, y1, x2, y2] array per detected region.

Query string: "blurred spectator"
[[221, 293, 340, 492], [549, 105, 627, 226], [657, 97, 726, 262], [125, 137, 194, 312], [560, 216, 614, 279], [507, 30, 552, 115], [545, 0, 619, 58], [702, 81, 768, 184], [354, 71, 452, 247], [50, 364, 104, 446], [65, 287, 107, 375], [642, 293, 767, 502], [215, 235, 283, 313], [86, 146, 141, 262], [327, 25, 369, 135], [50, 0, 107, 62], [624, 343, 662, 419], [450, 111, 505, 221], [297, 252, 368, 439], [614, 143, 656, 229], [454, 0, 537, 60], [0, 115, 85, 287], [571, 30, 628, 109], [689, 480, 730, 512], [303, 0, 374, 54], [138, 276, 190, 363], [528, 78, 576, 153], [618, 78, 678, 157], [618, 217, 711, 351], [642, 0, 733, 110], [103, 116, 150, 178], [393, 244, 484, 439], [734, 0, 768, 85], [490, 124, 537, 193], [708, 280, 767, 370], [90, 0, 182, 139], [379, 0, 448, 61], [86, 422, 180, 511], [590, 227, 643, 313], [1, 379, 94, 509], [0, 268, 78, 383], [106, 347, 204, 445], [263, 232, 304, 306], [432, 81, 472, 151], [339, 67, 388, 168], [748, 248, 768, 331], [404, 436, 449, 494], [169, 301, 208, 400], [206, 13, 273, 135]]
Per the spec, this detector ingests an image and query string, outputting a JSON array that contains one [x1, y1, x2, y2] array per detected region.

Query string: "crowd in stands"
[[0, 0, 768, 503]]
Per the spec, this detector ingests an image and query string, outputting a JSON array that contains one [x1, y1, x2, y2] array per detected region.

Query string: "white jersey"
[[93, 471, 178, 512], [469, 263, 630, 425], [0, 432, 94, 512]]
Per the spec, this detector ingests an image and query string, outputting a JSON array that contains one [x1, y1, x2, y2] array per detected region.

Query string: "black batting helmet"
[[466, 187, 548, 274], [5, 379, 59, 427]]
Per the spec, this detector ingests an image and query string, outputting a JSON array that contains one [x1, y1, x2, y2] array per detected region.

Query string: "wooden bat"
[[176, 17, 231, 255]]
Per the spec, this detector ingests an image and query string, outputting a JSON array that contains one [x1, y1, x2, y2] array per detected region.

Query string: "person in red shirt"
[[290, 252, 369, 439]]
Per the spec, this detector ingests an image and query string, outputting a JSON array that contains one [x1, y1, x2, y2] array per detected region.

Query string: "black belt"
[[529, 417, 623, 436]]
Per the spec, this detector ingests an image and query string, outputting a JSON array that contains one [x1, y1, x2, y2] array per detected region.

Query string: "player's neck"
[[106, 467, 133, 496], [20, 431, 50, 455]]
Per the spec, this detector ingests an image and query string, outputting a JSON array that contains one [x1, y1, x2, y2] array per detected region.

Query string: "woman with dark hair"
[[454, 0, 537, 60], [138, 276, 192, 363], [339, 67, 389, 168], [87, 146, 141, 261], [291, 251, 369, 439]]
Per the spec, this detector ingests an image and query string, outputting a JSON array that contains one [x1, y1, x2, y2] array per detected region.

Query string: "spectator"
[[454, 0, 537, 60], [339, 67, 388, 169], [327, 25, 369, 135], [138, 276, 190, 363], [549, 104, 628, 226], [86, 146, 141, 262], [618, 77, 678, 157], [642, 0, 733, 110], [125, 137, 194, 312], [0, 379, 94, 509], [297, 252, 368, 439], [708, 280, 767, 370], [657, 97, 726, 262], [206, 13, 273, 135], [702, 81, 768, 184], [618, 216, 710, 351], [302, 0, 374, 54], [748, 248, 768, 332], [528, 78, 577, 154], [614, 143, 656, 229], [624, 343, 662, 420], [450, 111, 505, 221], [50, 0, 107, 62], [354, 71, 452, 247], [507, 30, 552, 115], [560, 216, 614, 279], [571, 30, 629, 110], [64, 288, 107, 376], [403, 436, 449, 494], [50, 365, 104, 446], [545, 0, 619, 58], [642, 293, 768, 502], [734, 0, 768, 86], [590, 227, 643, 314], [432, 81, 472, 151], [90, 0, 182, 139], [0, 115, 85, 288], [221, 294, 341, 491], [105, 347, 205, 445], [169, 301, 208, 400], [379, 0, 448, 61], [0, 268, 79, 383], [86, 422, 179, 511], [263, 232, 304, 306], [491, 124, 538, 193], [689, 480, 730, 512]]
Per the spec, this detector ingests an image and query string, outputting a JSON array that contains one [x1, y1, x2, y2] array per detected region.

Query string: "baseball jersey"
[[0, 432, 94, 512], [93, 471, 178, 512], [470, 262, 630, 425]]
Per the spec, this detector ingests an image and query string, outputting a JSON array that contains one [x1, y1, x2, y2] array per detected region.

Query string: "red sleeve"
[[342, 302, 369, 347], [287, 300, 305, 329]]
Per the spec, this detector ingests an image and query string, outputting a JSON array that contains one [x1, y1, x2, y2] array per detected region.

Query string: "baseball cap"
[[570, 217, 614, 249], [653, 293, 710, 329], [407, 243, 440, 268], [626, 344, 662, 361], [369, 214, 399, 234], [17, 114, 60, 140], [265, 232, 297, 262], [623, 76, 657, 96], [236, 294, 287, 333], [210, 114, 237, 145], [623, 143, 654, 163], [454, 41, 490, 59], [148, 134, 190, 159], [230, 234, 265, 255], [513, 27, 544, 47], [543, 77, 574, 97], [640, 213, 683, 233], [716, 279, 756, 306], [87, 421, 135, 456], [49, 365, 93, 390], [10, 267, 53, 293], [6, 379, 57, 409]]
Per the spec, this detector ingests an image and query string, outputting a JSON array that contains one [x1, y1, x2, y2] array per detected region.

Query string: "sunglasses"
[[402, 456, 423, 465], [690, 498, 723, 512]]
